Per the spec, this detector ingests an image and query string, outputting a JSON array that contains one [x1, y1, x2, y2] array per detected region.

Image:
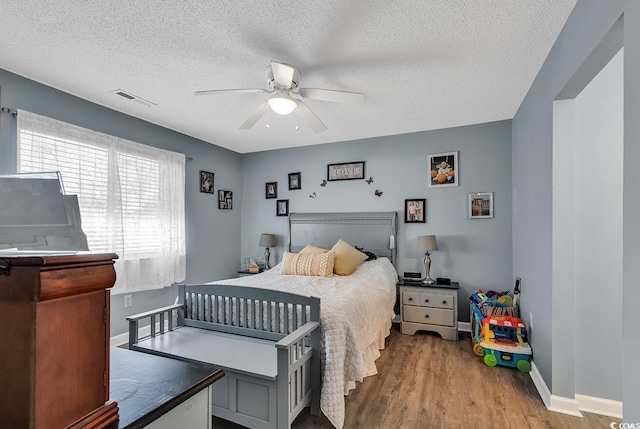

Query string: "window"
[[17, 110, 186, 294]]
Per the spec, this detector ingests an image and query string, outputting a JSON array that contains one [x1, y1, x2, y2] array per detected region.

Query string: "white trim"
[[549, 395, 582, 417], [110, 331, 130, 348], [458, 321, 471, 332], [529, 361, 582, 417], [575, 394, 623, 419], [530, 361, 552, 408]]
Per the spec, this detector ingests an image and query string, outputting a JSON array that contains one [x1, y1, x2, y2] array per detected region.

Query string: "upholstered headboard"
[[288, 212, 398, 267]]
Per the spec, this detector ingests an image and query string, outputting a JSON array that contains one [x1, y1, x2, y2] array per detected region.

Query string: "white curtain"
[[17, 110, 186, 294]]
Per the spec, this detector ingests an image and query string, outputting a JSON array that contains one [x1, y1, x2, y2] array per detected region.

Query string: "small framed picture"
[[265, 182, 278, 199], [428, 151, 458, 188], [276, 199, 289, 216], [405, 199, 426, 223], [200, 170, 214, 194], [288, 172, 301, 190], [468, 192, 493, 218], [218, 190, 232, 210]]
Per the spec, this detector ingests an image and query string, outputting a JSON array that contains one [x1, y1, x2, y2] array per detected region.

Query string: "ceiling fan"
[[194, 61, 364, 133]]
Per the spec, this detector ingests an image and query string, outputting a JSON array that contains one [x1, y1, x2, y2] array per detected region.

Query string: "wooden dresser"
[[0, 252, 119, 429]]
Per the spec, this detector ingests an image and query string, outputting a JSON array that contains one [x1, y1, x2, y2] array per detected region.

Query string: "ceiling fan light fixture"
[[267, 96, 297, 115]]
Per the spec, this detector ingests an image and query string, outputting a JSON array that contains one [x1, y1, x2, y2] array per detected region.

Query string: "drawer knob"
[[442, 300, 447, 305], [425, 299, 429, 303], [425, 314, 430, 318], [408, 297, 413, 301]]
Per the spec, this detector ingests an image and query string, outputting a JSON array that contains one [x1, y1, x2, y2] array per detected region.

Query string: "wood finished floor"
[[213, 328, 620, 429]]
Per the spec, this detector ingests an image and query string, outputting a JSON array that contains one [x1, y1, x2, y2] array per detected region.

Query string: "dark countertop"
[[110, 347, 224, 429]]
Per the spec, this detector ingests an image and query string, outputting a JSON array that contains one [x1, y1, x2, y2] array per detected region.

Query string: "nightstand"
[[398, 281, 459, 341], [237, 270, 262, 277]]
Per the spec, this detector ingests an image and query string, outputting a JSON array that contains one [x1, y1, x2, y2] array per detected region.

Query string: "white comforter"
[[212, 257, 397, 429]]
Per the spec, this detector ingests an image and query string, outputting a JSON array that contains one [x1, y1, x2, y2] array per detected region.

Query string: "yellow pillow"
[[331, 239, 368, 275], [279, 251, 335, 277], [299, 244, 329, 254]]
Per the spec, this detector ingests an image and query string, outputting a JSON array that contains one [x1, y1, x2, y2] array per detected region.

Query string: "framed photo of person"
[[405, 199, 426, 223], [428, 151, 458, 188], [265, 182, 277, 199], [276, 199, 289, 216], [288, 172, 301, 190], [218, 190, 232, 210], [200, 170, 214, 194]]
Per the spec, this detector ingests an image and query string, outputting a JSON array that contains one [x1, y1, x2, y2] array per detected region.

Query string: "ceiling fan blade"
[[294, 100, 327, 133], [270, 61, 296, 87], [297, 88, 365, 104], [194, 88, 267, 96], [239, 102, 269, 129]]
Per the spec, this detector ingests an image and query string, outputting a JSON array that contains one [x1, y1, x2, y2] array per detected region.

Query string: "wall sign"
[[327, 161, 365, 181]]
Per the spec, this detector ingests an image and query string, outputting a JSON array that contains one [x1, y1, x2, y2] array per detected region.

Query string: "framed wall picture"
[[288, 172, 301, 190], [218, 190, 233, 209], [468, 192, 493, 218], [276, 199, 289, 216], [327, 161, 365, 181], [200, 170, 214, 194], [405, 199, 426, 223], [428, 151, 458, 188], [265, 182, 277, 199]]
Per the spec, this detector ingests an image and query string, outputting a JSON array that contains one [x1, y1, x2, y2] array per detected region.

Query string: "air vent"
[[110, 89, 156, 108], [115, 91, 135, 100]]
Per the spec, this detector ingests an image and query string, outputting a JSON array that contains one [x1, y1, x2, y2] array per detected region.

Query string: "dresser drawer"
[[419, 292, 454, 309], [402, 291, 421, 306], [402, 305, 454, 327], [402, 291, 454, 309]]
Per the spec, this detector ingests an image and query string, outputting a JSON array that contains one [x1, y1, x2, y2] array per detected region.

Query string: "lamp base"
[[422, 273, 435, 285], [264, 247, 271, 270]]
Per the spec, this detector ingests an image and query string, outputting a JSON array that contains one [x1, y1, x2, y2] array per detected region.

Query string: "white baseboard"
[[529, 361, 622, 418], [575, 394, 623, 419], [458, 321, 471, 332], [530, 361, 582, 416], [549, 395, 582, 417], [110, 331, 130, 347], [530, 361, 552, 408]]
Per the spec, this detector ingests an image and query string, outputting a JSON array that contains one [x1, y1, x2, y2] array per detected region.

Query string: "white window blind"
[[17, 110, 186, 294]]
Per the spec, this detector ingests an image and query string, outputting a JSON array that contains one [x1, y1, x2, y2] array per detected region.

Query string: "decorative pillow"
[[331, 239, 368, 275], [279, 251, 335, 277], [299, 244, 329, 254], [355, 245, 377, 261]]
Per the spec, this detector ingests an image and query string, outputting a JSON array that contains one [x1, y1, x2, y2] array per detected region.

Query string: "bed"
[[212, 211, 399, 428]]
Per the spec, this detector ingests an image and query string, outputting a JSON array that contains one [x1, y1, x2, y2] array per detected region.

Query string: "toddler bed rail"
[[127, 283, 321, 429]]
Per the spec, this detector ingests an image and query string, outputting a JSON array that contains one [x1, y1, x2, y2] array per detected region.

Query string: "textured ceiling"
[[0, 0, 576, 154]]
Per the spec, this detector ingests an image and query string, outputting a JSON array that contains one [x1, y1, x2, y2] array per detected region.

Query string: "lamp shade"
[[417, 235, 438, 252], [267, 96, 297, 115], [259, 233, 276, 247]]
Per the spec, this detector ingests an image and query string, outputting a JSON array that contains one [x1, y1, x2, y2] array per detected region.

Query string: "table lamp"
[[418, 235, 438, 285], [259, 233, 276, 269]]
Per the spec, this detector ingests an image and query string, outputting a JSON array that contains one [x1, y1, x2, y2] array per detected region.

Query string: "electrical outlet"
[[529, 311, 533, 330], [124, 294, 132, 308]]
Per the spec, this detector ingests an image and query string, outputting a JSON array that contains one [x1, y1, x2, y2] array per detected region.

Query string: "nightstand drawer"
[[402, 292, 421, 306], [402, 306, 454, 326], [402, 291, 454, 309]]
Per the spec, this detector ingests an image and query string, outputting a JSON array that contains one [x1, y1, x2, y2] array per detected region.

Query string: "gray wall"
[[240, 120, 513, 322], [513, 0, 640, 419], [0, 69, 243, 336]]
